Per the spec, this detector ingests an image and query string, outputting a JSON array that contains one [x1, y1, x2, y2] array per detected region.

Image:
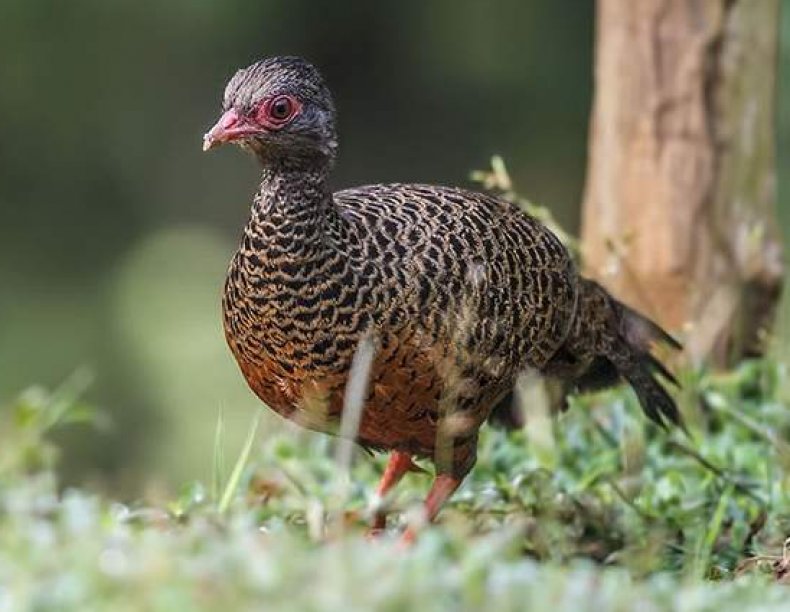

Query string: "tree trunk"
[[581, 0, 784, 364]]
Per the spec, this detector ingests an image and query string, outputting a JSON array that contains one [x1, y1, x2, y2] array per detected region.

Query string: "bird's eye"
[[270, 97, 292, 120], [260, 95, 298, 126]]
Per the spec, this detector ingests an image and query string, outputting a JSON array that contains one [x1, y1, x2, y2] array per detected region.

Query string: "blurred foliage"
[[1, 360, 789, 609]]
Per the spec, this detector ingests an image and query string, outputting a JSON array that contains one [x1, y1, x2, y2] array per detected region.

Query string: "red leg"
[[369, 451, 422, 532], [401, 473, 462, 544]]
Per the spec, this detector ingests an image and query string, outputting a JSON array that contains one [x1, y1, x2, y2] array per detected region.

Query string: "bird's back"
[[332, 183, 579, 373]]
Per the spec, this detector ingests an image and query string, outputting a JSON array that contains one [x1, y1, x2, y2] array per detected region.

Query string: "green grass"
[[1, 360, 789, 610]]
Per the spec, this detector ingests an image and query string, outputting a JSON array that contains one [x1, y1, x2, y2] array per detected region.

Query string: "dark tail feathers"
[[606, 297, 686, 431], [491, 280, 685, 432], [555, 279, 685, 431]]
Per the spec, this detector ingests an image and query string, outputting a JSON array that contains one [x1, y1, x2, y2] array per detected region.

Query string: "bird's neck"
[[244, 158, 340, 261]]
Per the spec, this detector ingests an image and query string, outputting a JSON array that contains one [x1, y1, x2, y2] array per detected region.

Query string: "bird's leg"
[[400, 473, 463, 545], [369, 451, 423, 532], [400, 434, 477, 544]]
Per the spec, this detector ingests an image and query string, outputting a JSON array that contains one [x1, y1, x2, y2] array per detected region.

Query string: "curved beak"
[[202, 109, 259, 151]]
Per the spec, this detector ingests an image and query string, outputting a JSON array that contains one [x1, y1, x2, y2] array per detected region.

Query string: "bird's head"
[[203, 56, 337, 165]]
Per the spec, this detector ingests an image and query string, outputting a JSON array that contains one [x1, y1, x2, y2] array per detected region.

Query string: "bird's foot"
[[399, 527, 418, 547]]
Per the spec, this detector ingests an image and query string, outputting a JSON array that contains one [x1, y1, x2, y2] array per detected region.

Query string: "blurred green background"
[[0, 1, 786, 497]]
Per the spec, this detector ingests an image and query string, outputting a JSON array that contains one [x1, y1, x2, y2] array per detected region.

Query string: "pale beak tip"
[[202, 135, 214, 152]]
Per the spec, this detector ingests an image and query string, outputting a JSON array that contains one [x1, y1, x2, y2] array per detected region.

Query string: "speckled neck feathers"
[[248, 161, 336, 258]]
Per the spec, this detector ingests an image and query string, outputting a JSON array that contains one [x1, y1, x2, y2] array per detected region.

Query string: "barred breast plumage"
[[204, 56, 682, 538]]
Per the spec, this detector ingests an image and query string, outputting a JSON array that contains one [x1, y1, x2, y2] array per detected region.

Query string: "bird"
[[203, 56, 683, 540]]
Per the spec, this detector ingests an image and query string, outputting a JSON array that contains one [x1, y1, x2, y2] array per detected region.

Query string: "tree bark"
[[581, 0, 783, 364]]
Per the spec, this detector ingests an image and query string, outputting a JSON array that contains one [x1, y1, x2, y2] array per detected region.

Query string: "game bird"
[[203, 56, 683, 540]]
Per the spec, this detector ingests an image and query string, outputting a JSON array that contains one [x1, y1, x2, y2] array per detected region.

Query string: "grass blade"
[[690, 483, 733, 579], [212, 406, 225, 504], [218, 413, 260, 515]]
